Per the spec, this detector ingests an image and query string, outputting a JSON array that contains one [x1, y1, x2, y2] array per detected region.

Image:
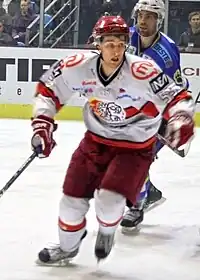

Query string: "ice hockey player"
[[31, 15, 195, 264], [121, 0, 190, 231]]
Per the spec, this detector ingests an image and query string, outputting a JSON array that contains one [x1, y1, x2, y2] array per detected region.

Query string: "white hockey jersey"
[[33, 51, 194, 149]]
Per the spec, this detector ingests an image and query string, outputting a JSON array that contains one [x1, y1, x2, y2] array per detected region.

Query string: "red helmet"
[[93, 15, 129, 38]]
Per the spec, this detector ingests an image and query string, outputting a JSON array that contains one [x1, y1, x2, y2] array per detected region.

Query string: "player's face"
[[137, 10, 158, 37], [99, 36, 126, 69]]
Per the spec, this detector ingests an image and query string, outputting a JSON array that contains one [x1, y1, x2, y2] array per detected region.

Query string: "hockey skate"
[[37, 230, 87, 265], [121, 184, 166, 233], [120, 208, 144, 233], [143, 183, 166, 212], [95, 230, 115, 262]]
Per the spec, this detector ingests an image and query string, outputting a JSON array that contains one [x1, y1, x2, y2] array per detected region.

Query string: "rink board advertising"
[[0, 47, 199, 122]]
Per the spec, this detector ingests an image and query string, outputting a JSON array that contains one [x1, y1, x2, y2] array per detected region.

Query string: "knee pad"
[[59, 194, 89, 231], [94, 189, 126, 226], [59, 195, 89, 252]]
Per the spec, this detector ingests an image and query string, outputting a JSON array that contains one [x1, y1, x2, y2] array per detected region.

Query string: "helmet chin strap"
[[95, 45, 104, 60], [99, 52, 104, 61]]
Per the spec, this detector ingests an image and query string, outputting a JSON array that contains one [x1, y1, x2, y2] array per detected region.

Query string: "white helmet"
[[132, 0, 165, 29]]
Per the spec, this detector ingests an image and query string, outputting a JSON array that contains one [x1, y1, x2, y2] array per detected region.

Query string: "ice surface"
[[0, 119, 200, 280]]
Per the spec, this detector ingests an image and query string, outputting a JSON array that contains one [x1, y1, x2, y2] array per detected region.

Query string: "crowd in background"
[[0, 0, 199, 52], [0, 0, 73, 47]]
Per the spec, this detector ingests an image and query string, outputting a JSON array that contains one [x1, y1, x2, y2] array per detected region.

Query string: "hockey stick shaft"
[[0, 151, 37, 198]]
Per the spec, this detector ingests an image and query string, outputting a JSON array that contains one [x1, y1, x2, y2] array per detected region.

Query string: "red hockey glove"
[[31, 115, 57, 158], [165, 111, 194, 148]]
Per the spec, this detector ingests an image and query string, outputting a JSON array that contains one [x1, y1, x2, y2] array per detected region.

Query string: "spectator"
[[178, 11, 200, 50], [0, 1, 13, 35], [8, 0, 20, 17], [28, 0, 39, 14], [0, 12, 12, 35], [102, 0, 116, 15], [8, 0, 38, 17], [0, 19, 16, 46], [12, 0, 37, 44], [78, 0, 134, 45], [0, 0, 6, 17]]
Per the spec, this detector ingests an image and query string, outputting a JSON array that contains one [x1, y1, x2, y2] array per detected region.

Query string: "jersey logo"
[[47, 54, 85, 82], [89, 98, 126, 123], [131, 61, 159, 80], [173, 69, 183, 85], [63, 53, 85, 67], [117, 94, 141, 102], [127, 45, 136, 55], [152, 43, 173, 68], [141, 54, 153, 61], [150, 72, 169, 93], [82, 80, 96, 86]]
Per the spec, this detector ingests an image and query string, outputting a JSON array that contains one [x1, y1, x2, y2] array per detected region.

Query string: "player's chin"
[[109, 58, 122, 67], [139, 29, 150, 37]]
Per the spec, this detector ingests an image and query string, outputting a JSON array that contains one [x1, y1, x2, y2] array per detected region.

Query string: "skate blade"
[[121, 197, 166, 235], [96, 258, 102, 264], [144, 197, 166, 213], [35, 258, 72, 267], [121, 224, 142, 235]]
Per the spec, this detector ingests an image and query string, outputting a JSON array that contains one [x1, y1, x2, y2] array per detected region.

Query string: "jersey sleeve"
[[164, 42, 189, 89], [33, 54, 84, 119]]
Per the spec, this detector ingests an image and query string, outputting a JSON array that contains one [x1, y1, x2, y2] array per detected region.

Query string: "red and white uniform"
[[34, 15, 195, 263], [33, 51, 194, 149]]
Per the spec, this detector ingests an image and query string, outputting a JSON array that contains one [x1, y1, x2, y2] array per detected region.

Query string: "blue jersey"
[[129, 26, 188, 88]]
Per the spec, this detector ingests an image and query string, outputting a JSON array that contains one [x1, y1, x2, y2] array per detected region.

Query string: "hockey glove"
[[165, 111, 194, 149], [31, 115, 57, 158]]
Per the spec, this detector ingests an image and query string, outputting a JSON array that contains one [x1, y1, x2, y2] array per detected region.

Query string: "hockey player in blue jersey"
[[120, 0, 189, 231]]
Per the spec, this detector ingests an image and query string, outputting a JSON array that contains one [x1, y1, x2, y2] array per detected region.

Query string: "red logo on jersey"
[[131, 61, 159, 80], [64, 53, 85, 67], [82, 80, 96, 86]]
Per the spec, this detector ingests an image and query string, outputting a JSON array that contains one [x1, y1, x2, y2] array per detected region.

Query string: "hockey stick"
[[157, 134, 193, 158], [0, 151, 38, 198]]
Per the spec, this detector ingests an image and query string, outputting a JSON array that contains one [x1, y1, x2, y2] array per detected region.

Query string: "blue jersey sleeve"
[[160, 35, 189, 89]]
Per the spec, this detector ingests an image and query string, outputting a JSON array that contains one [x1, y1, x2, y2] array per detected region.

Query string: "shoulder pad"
[[62, 51, 99, 69]]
